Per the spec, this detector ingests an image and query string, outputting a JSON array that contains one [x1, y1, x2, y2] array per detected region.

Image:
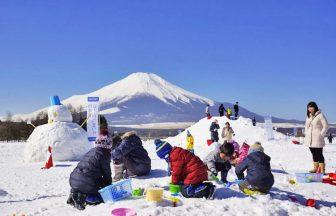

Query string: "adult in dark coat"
[[218, 104, 225, 117], [234, 102, 239, 119], [328, 133, 333, 144], [210, 120, 220, 142], [235, 142, 274, 193], [68, 132, 112, 210], [112, 131, 151, 177], [252, 116, 257, 126]]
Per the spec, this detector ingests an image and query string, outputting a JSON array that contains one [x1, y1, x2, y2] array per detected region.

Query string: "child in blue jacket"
[[235, 142, 274, 194]]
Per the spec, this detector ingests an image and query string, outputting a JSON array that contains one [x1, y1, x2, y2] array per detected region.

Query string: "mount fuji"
[[6, 72, 299, 125]]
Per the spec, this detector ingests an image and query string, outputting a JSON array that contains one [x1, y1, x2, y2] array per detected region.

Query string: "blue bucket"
[[99, 179, 132, 203], [50, 96, 61, 106]]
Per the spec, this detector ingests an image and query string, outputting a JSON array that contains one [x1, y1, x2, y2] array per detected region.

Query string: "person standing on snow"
[[304, 102, 329, 174], [205, 104, 211, 118], [221, 122, 235, 142], [234, 102, 239, 119], [226, 107, 232, 119], [218, 104, 225, 117], [209, 119, 220, 142], [328, 133, 333, 144], [186, 130, 195, 154], [252, 116, 257, 126]]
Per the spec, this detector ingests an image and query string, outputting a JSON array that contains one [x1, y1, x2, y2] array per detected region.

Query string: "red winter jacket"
[[169, 147, 208, 185]]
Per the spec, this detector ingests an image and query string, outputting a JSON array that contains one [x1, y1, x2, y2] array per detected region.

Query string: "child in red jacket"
[[155, 139, 215, 199]]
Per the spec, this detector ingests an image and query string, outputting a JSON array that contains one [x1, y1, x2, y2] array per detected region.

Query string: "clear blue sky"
[[0, 0, 335, 122]]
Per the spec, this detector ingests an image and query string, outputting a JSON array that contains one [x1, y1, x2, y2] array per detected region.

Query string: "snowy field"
[[1, 117, 336, 216]]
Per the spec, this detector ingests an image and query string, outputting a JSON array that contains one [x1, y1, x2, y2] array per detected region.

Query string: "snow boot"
[[318, 163, 325, 174], [181, 182, 215, 199], [207, 184, 216, 200], [86, 194, 104, 205], [72, 192, 87, 210], [66, 192, 74, 206], [309, 162, 319, 173], [112, 163, 125, 182]]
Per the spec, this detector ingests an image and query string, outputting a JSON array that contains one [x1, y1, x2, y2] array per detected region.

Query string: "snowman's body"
[[24, 104, 91, 162]]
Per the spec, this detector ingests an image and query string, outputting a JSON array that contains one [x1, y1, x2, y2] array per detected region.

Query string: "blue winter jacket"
[[70, 147, 112, 194], [235, 151, 274, 191], [112, 133, 151, 176]]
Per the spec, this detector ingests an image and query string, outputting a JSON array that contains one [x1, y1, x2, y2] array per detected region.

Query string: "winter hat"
[[95, 135, 113, 149], [248, 142, 264, 155], [187, 130, 191, 136], [155, 139, 173, 159]]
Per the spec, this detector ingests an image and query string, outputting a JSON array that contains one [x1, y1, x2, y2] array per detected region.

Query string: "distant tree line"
[[0, 105, 108, 141]]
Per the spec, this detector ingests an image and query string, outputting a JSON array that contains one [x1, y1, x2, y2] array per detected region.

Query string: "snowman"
[[24, 96, 91, 162]]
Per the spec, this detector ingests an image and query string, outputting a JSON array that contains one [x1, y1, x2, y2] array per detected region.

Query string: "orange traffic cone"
[[42, 146, 53, 169]]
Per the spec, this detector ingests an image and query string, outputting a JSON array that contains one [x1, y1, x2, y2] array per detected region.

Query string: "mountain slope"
[[4, 72, 301, 124]]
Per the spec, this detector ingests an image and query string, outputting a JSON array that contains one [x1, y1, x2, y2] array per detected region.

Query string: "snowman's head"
[[48, 96, 73, 123]]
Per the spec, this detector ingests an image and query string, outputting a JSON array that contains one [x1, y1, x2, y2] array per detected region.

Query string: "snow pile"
[[166, 116, 287, 159], [24, 122, 91, 162], [47, 105, 73, 123], [24, 103, 91, 163]]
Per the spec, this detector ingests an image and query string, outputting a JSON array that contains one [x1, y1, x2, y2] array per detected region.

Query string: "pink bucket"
[[111, 208, 137, 216]]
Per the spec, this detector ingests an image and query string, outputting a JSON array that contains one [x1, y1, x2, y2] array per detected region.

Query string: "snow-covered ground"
[[1, 117, 336, 216]]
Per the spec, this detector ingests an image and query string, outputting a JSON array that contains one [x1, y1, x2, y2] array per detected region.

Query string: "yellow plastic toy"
[[146, 188, 163, 202]]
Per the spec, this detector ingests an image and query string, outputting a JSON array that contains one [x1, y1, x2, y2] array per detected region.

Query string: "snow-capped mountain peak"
[[63, 72, 214, 108], [3, 72, 298, 124]]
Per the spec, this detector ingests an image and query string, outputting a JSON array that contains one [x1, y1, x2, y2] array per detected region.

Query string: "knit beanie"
[[154, 139, 173, 159], [248, 142, 264, 154]]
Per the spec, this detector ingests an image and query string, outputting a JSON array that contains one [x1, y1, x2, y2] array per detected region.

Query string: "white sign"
[[293, 128, 298, 137], [87, 97, 100, 142], [264, 116, 274, 140]]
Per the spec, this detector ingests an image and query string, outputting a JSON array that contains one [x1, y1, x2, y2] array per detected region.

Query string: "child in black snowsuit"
[[235, 142, 274, 194], [210, 119, 220, 142], [67, 129, 112, 210]]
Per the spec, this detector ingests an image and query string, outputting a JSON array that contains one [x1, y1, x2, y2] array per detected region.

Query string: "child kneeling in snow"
[[111, 131, 151, 180], [235, 142, 274, 194], [67, 128, 112, 210], [155, 139, 215, 199], [204, 141, 235, 183]]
